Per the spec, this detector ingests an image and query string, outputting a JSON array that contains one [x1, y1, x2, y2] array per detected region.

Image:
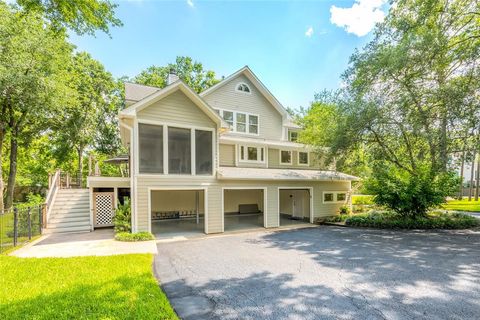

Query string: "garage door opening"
[[150, 189, 205, 238], [223, 188, 265, 232], [279, 189, 312, 226]]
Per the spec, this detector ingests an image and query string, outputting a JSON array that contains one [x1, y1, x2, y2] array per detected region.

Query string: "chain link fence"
[[0, 205, 44, 253]]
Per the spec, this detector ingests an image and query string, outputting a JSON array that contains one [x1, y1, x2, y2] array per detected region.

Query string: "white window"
[[138, 122, 213, 176], [139, 123, 164, 174], [289, 130, 298, 142], [236, 113, 246, 133], [298, 152, 309, 166], [236, 83, 251, 93], [239, 145, 265, 163], [280, 150, 292, 165], [323, 191, 348, 203], [217, 109, 259, 135]]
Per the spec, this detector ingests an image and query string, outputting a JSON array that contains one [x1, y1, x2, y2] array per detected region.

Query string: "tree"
[[0, 3, 73, 208], [54, 52, 119, 179], [133, 56, 219, 93], [16, 0, 122, 35], [302, 0, 480, 216]]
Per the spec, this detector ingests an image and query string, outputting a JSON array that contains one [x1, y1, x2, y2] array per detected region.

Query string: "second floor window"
[[288, 130, 298, 142], [216, 109, 259, 135], [298, 152, 309, 165], [280, 150, 292, 164], [239, 145, 265, 163]]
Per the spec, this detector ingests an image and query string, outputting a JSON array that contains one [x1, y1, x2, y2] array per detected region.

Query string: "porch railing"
[[44, 169, 61, 226]]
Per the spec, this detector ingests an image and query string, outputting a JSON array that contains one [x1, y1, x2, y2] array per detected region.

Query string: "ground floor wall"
[[133, 176, 351, 234]]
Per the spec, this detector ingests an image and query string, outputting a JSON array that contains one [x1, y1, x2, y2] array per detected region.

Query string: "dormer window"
[[236, 83, 251, 94]]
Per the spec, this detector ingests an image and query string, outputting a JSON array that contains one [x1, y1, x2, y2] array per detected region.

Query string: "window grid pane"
[[299, 152, 308, 164], [139, 124, 163, 174], [195, 130, 212, 175], [247, 147, 258, 161], [168, 127, 191, 174]]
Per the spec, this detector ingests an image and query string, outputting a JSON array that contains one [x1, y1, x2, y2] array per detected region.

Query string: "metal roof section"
[[217, 167, 360, 181]]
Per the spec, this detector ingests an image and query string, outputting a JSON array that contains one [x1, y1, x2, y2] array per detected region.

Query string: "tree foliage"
[[133, 56, 219, 93], [16, 0, 122, 35], [301, 0, 480, 215]]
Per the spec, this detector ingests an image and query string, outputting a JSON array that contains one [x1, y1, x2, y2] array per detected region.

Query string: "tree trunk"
[[5, 127, 18, 209], [458, 149, 466, 199], [0, 127, 5, 212], [469, 151, 475, 201], [475, 153, 480, 201]]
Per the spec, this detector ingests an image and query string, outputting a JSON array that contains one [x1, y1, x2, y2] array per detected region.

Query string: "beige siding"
[[202, 74, 284, 140], [268, 148, 322, 170], [219, 144, 235, 166], [137, 90, 215, 128], [134, 178, 350, 234]]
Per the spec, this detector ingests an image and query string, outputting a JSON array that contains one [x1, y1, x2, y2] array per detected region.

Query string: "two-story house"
[[83, 66, 357, 237]]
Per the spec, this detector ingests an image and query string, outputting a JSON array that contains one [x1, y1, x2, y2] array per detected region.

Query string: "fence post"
[[13, 207, 18, 247], [39, 205, 43, 234], [27, 207, 32, 240]]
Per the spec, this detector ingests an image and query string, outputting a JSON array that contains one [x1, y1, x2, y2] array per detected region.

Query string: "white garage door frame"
[[221, 187, 268, 233], [148, 187, 209, 234], [277, 187, 314, 224]]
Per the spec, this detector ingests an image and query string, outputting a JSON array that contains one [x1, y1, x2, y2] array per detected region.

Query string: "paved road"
[[154, 226, 480, 320]]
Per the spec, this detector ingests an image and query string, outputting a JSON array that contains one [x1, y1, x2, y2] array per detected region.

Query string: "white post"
[[196, 190, 199, 224]]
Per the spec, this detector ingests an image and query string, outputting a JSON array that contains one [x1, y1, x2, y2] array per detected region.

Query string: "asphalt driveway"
[[154, 226, 480, 320]]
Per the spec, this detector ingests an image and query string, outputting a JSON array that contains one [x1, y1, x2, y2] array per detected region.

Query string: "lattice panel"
[[94, 192, 114, 227]]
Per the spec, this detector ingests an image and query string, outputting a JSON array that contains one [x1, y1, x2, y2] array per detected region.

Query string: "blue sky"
[[70, 0, 387, 109]]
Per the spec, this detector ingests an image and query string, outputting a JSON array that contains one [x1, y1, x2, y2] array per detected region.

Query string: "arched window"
[[236, 83, 251, 93]]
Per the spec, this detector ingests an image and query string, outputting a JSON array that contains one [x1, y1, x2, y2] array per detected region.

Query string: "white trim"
[[278, 187, 314, 224], [148, 187, 208, 234], [199, 66, 288, 118], [221, 187, 268, 231], [235, 82, 252, 94], [120, 81, 226, 127], [216, 108, 259, 136], [136, 119, 215, 178], [238, 145, 266, 164], [297, 151, 310, 166], [322, 191, 348, 204], [279, 150, 292, 165]]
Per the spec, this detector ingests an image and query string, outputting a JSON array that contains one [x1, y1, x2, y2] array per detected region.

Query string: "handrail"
[[44, 169, 61, 227]]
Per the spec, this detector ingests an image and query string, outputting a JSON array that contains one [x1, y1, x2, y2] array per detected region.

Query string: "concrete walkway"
[[11, 229, 157, 258]]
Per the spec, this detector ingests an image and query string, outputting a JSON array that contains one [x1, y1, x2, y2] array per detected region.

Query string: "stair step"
[[44, 225, 91, 234], [49, 216, 90, 224], [48, 220, 91, 228], [52, 204, 90, 210], [50, 211, 90, 219], [54, 195, 90, 201]]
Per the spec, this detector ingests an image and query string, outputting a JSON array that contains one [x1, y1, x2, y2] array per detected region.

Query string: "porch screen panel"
[[139, 123, 163, 173], [195, 130, 213, 175], [168, 127, 191, 174]]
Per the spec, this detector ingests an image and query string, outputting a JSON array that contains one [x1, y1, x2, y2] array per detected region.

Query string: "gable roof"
[[119, 80, 228, 128], [200, 66, 289, 118], [124, 82, 160, 104]]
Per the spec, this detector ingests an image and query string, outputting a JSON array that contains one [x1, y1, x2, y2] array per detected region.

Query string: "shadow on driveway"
[[155, 226, 480, 320]]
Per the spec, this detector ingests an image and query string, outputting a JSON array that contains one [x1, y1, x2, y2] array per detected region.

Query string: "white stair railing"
[[44, 170, 61, 227]]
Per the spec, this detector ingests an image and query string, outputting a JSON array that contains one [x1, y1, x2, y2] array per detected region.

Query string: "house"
[[45, 66, 358, 235]]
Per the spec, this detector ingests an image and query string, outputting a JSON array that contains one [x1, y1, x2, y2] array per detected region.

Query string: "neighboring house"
[[45, 66, 358, 235]]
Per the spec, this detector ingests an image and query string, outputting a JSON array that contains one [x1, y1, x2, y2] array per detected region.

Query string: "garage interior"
[[279, 189, 311, 226], [150, 190, 205, 238], [223, 189, 264, 231]]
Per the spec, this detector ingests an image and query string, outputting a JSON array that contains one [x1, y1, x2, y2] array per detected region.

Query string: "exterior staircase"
[[45, 189, 91, 234]]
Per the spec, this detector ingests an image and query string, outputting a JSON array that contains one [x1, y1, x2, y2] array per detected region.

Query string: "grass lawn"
[[442, 199, 480, 212], [0, 254, 178, 320]]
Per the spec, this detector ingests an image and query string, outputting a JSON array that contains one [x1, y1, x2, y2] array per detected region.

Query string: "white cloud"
[[305, 26, 314, 38], [330, 0, 386, 37], [187, 0, 194, 8]]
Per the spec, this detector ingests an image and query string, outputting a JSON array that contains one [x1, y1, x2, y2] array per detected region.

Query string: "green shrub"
[[352, 195, 374, 205], [345, 210, 479, 229], [364, 163, 458, 218], [7, 193, 45, 237], [339, 205, 351, 215], [113, 198, 131, 233], [115, 232, 155, 242]]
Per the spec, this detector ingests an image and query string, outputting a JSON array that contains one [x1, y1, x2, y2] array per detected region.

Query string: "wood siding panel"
[[134, 177, 351, 233], [219, 144, 235, 166], [137, 90, 215, 128], [202, 74, 284, 140]]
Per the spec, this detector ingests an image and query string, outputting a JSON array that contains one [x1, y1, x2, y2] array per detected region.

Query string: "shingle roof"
[[217, 167, 359, 181]]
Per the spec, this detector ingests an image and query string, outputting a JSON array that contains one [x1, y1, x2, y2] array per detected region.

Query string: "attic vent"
[[167, 69, 179, 85], [236, 83, 250, 93]]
